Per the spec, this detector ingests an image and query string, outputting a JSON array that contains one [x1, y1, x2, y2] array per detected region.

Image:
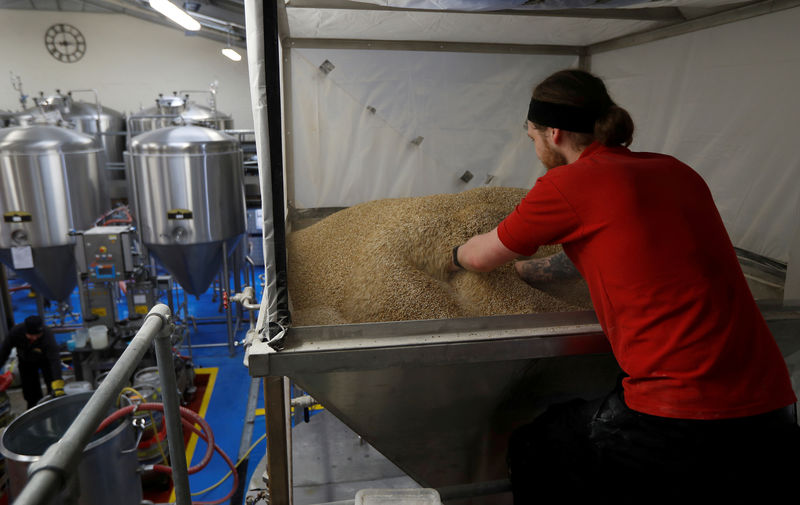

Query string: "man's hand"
[[51, 379, 65, 397], [515, 251, 580, 285], [452, 228, 519, 272]]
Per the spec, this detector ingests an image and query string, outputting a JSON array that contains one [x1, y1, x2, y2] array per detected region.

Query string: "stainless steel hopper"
[[247, 304, 800, 505]]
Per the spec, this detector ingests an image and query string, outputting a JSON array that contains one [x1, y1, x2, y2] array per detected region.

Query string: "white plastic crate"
[[354, 488, 441, 505]]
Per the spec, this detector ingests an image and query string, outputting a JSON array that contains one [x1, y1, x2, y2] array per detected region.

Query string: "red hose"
[[98, 402, 238, 505], [97, 403, 215, 475], [178, 417, 239, 505]]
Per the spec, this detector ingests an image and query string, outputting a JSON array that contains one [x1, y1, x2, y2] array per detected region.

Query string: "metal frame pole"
[[0, 265, 11, 337], [14, 304, 172, 505], [154, 319, 192, 505], [223, 241, 235, 355], [264, 376, 292, 505]]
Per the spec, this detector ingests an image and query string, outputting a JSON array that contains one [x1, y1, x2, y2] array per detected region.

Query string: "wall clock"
[[44, 23, 86, 63]]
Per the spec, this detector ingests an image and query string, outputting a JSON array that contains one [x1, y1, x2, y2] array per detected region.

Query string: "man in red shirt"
[[451, 69, 799, 503]]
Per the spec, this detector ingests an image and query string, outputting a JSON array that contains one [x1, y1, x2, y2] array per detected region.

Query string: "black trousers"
[[507, 383, 800, 505], [18, 360, 54, 409]]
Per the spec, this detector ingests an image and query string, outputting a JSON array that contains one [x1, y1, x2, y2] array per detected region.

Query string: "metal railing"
[[13, 303, 193, 505]]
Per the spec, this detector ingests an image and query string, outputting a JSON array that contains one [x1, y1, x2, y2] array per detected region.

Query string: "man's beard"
[[540, 141, 568, 170]]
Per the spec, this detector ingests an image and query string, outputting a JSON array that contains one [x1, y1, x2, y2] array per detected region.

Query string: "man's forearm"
[[451, 228, 519, 273], [515, 251, 579, 283]]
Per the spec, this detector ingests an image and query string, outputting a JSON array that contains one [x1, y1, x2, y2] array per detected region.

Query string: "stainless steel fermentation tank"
[[0, 125, 108, 301], [14, 90, 126, 165], [126, 126, 245, 295], [128, 92, 234, 136]]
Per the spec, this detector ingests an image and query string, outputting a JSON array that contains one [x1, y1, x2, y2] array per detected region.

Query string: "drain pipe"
[[232, 285, 260, 330], [14, 304, 173, 505]]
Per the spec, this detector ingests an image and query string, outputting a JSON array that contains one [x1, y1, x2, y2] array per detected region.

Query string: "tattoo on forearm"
[[516, 251, 579, 284]]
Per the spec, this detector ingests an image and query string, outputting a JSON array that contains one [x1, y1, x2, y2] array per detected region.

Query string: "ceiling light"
[[222, 25, 242, 62], [221, 48, 242, 61], [149, 0, 201, 31]]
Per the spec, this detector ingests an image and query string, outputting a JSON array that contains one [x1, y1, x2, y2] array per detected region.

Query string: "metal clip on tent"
[[264, 321, 287, 351]]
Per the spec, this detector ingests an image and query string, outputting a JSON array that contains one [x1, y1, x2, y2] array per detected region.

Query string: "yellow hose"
[[191, 433, 267, 496]]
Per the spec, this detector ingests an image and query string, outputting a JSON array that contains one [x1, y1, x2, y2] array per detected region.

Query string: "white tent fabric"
[[289, 48, 577, 208], [284, 2, 800, 262], [593, 6, 800, 262], [287, 8, 666, 45]]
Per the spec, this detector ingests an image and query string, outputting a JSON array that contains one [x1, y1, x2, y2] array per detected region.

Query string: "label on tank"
[[167, 209, 193, 220], [3, 211, 32, 223]]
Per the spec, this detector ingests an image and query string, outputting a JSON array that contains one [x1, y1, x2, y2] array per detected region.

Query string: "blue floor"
[[6, 273, 268, 505]]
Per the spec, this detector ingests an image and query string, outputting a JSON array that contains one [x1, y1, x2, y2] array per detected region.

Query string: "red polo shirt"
[[498, 142, 796, 419]]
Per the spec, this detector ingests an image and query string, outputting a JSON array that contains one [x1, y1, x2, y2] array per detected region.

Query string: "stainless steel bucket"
[[0, 392, 142, 505]]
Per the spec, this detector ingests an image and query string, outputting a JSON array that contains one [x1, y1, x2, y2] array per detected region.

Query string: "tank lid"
[[19, 100, 122, 120], [130, 100, 231, 124], [62, 101, 123, 119], [182, 102, 232, 121], [0, 125, 101, 154], [129, 125, 239, 154]]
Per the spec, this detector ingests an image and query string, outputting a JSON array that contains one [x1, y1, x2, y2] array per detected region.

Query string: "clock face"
[[44, 23, 86, 63]]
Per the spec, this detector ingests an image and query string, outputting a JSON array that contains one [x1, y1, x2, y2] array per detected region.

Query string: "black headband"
[[527, 99, 598, 134]]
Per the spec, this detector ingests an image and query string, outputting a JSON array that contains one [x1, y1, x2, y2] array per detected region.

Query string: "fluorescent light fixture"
[[221, 48, 242, 61], [149, 0, 201, 31]]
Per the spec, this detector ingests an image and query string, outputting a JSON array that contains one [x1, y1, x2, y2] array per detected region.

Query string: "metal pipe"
[[67, 89, 103, 146], [14, 304, 172, 505], [289, 394, 317, 409], [223, 241, 235, 355], [153, 317, 192, 505], [187, 315, 230, 322], [245, 255, 257, 294], [232, 286, 259, 333], [232, 286, 261, 311], [588, 0, 800, 55], [233, 241, 244, 321], [0, 265, 10, 345], [35, 295, 45, 320], [178, 342, 230, 349]]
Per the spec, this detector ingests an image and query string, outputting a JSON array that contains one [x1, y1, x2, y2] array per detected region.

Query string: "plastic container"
[[354, 489, 441, 505], [89, 325, 109, 349], [64, 381, 93, 395], [66, 338, 76, 351], [74, 327, 90, 348]]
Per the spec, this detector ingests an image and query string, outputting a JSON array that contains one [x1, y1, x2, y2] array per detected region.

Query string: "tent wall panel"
[[593, 7, 800, 261]]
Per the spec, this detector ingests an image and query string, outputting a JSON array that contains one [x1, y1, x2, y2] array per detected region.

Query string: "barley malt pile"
[[287, 187, 592, 326]]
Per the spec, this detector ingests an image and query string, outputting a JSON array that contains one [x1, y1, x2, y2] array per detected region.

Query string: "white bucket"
[[74, 327, 90, 348], [64, 381, 93, 395], [89, 325, 109, 349]]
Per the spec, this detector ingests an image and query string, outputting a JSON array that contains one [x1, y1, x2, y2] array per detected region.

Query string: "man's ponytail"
[[594, 104, 634, 147]]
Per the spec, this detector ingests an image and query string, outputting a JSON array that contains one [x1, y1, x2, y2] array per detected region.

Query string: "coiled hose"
[[97, 403, 238, 505]]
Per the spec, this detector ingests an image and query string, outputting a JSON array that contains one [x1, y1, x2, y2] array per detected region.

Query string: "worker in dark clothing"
[[0, 315, 64, 408]]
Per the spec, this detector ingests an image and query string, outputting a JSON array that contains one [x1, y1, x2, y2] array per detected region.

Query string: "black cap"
[[24, 315, 44, 335]]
